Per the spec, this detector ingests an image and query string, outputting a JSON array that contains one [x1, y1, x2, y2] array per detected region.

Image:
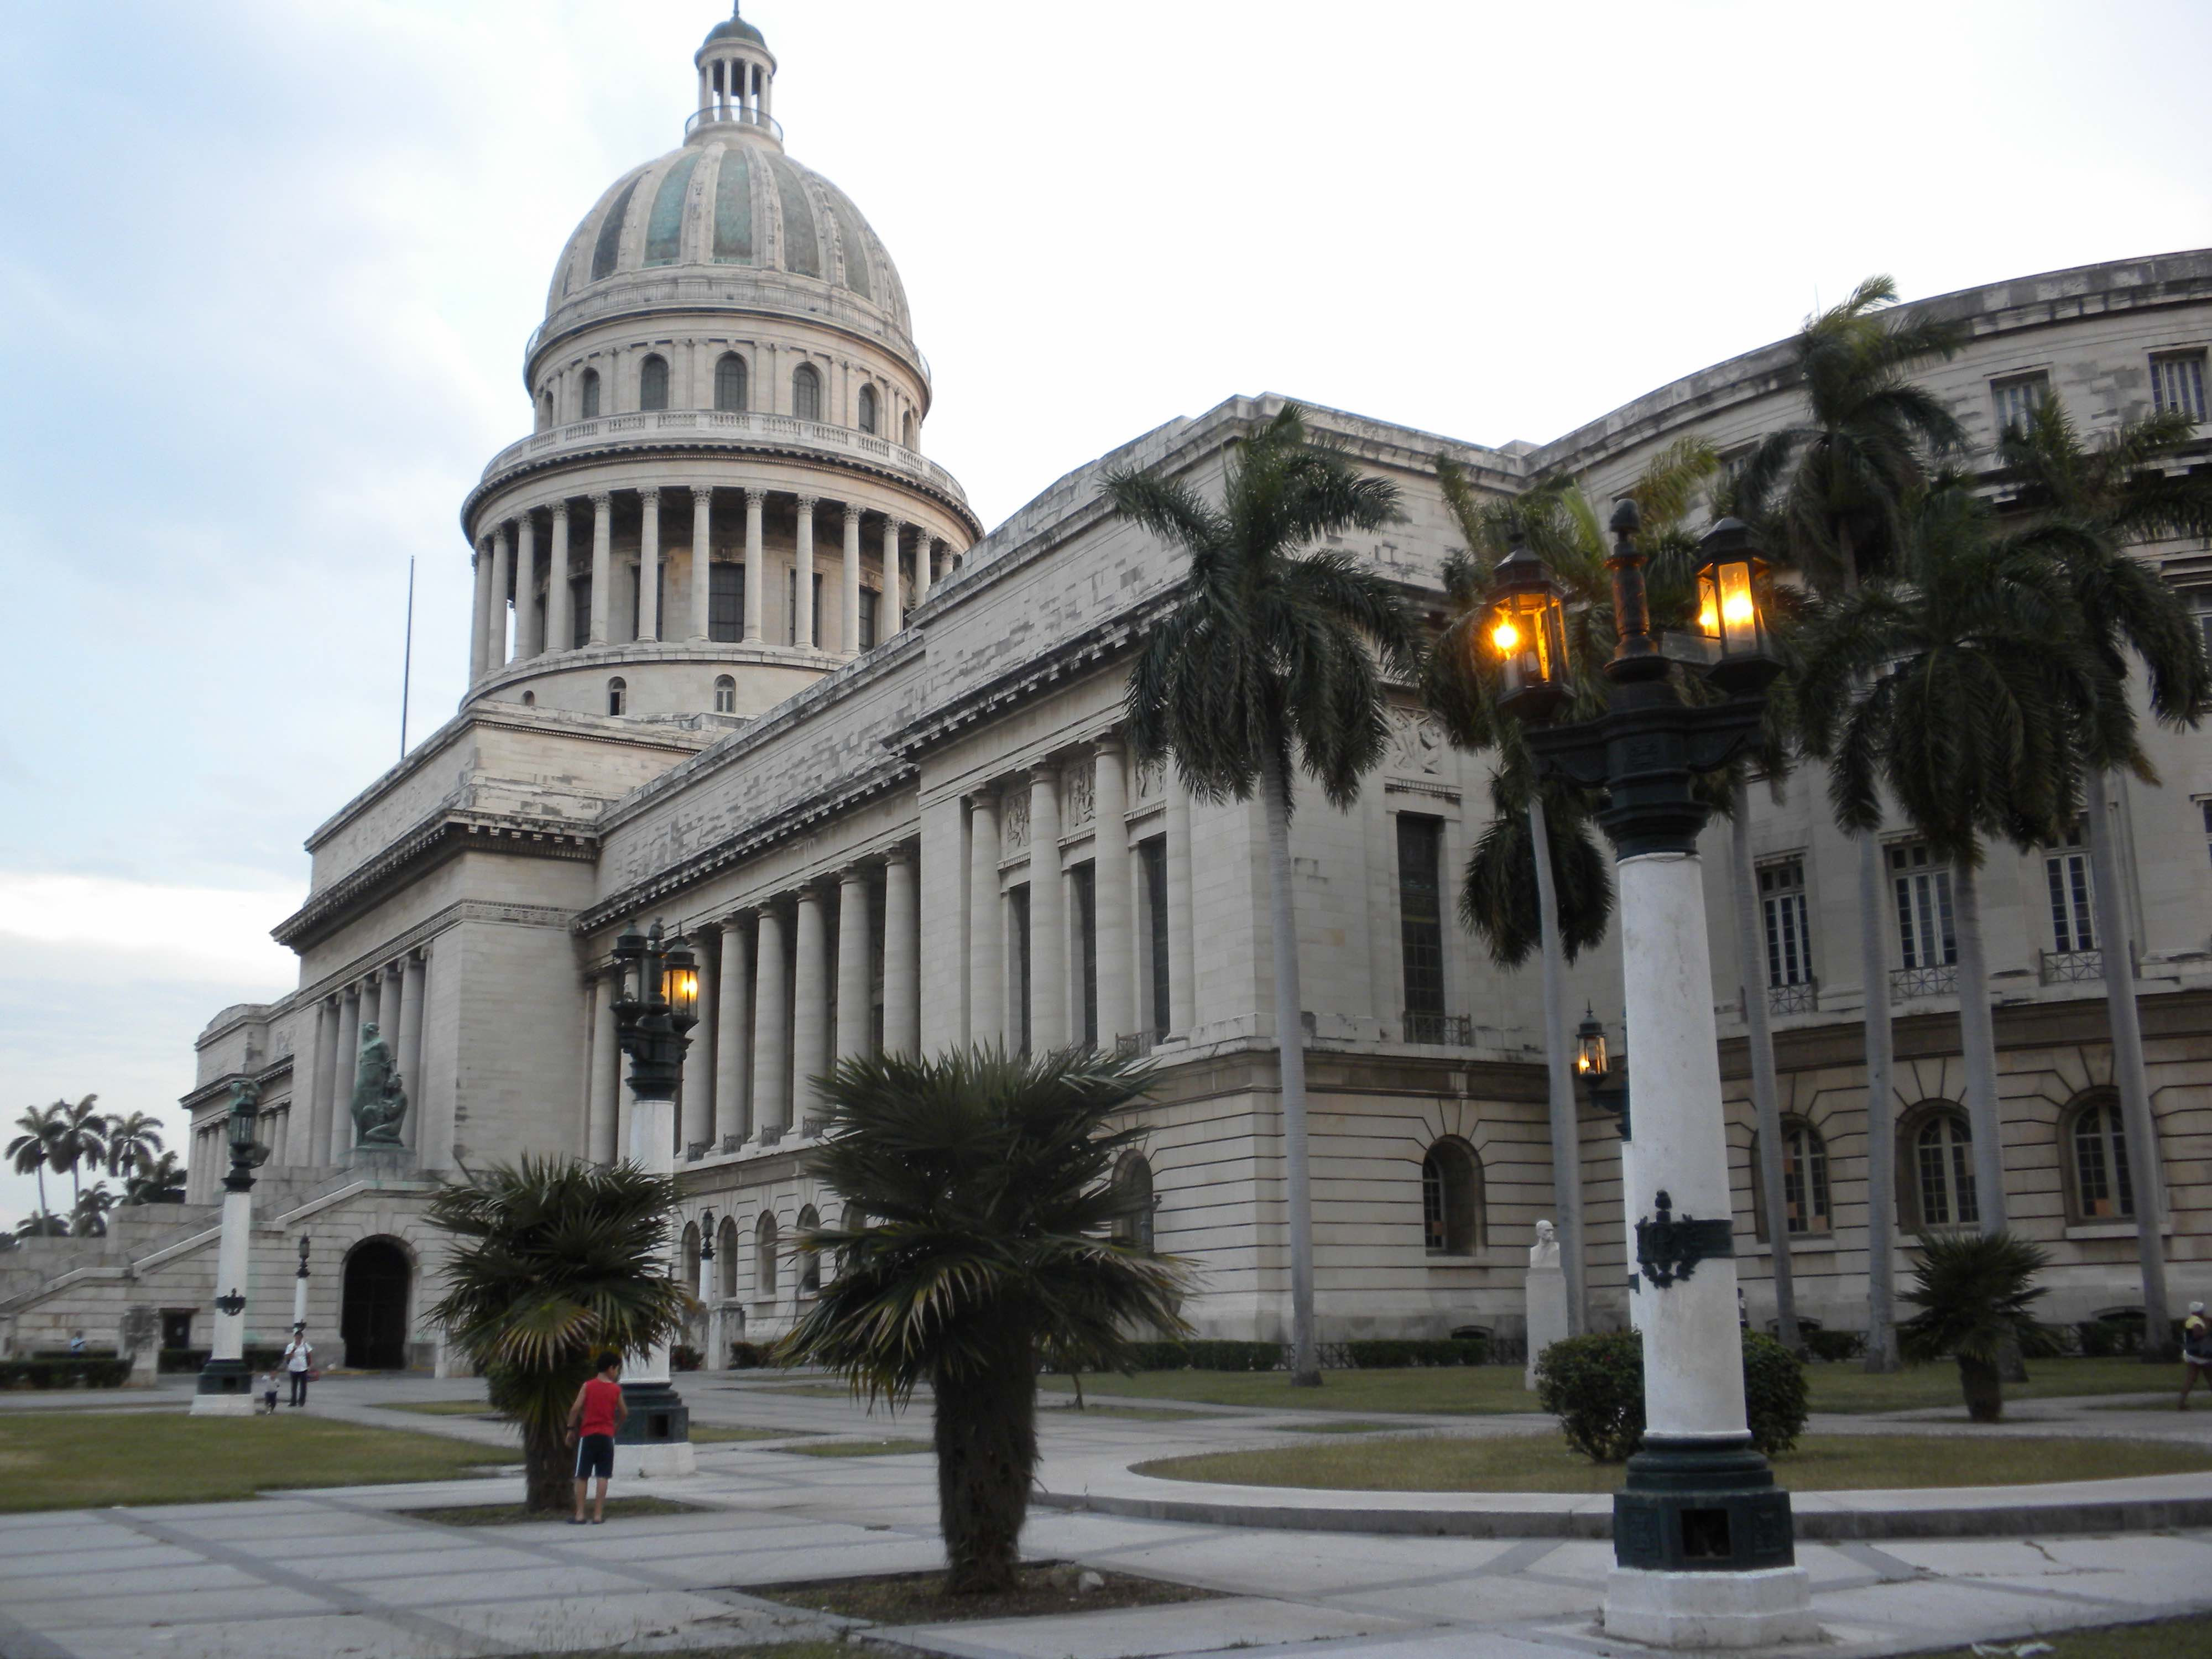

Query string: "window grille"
[[709, 562, 743, 643], [857, 588, 877, 650], [1758, 857, 1813, 991], [1755, 1119, 1832, 1238], [1889, 842, 1956, 971], [1397, 815, 1446, 1029], [1991, 372, 2048, 439], [1911, 1112, 1977, 1228], [2069, 1097, 2134, 1221], [2044, 824, 2096, 954], [2151, 351, 2208, 420]]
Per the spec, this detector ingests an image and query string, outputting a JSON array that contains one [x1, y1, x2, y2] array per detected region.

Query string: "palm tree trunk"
[[1952, 860, 2007, 1236], [523, 1425, 572, 1514], [933, 1344, 1037, 1594], [34, 1162, 48, 1222], [1731, 801, 1799, 1353], [1526, 794, 1585, 1337], [1859, 832, 1900, 1372], [2085, 768, 2173, 1360], [1259, 747, 1321, 1387]]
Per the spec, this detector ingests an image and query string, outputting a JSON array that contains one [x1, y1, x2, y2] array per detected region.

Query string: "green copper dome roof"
[[703, 5, 765, 48]]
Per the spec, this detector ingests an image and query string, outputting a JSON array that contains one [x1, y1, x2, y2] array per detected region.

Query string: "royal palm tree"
[[782, 1047, 1192, 1595], [71, 1182, 116, 1239], [1104, 403, 1417, 1386], [1798, 483, 2097, 1247], [123, 1151, 187, 1206], [1741, 277, 1966, 1369], [1995, 398, 2212, 1358], [47, 1095, 108, 1206], [1897, 1229, 2065, 1422], [14, 1212, 68, 1239], [8, 1105, 65, 1222], [102, 1111, 167, 1180], [427, 1157, 694, 1514]]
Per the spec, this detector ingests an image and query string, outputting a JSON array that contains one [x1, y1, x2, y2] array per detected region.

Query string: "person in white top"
[[283, 1324, 315, 1407]]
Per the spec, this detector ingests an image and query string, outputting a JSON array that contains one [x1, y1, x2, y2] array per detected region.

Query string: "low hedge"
[[670, 1344, 705, 1373], [728, 1341, 776, 1370], [1345, 1338, 1489, 1369], [1114, 1340, 1282, 1374], [2074, 1315, 2187, 1358], [1, 1358, 133, 1390], [156, 1345, 288, 1374], [1533, 1330, 1808, 1463], [1801, 1327, 1866, 1363], [30, 1347, 119, 1360]]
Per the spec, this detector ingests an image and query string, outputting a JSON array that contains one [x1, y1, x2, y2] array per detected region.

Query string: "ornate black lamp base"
[[1613, 1437, 1795, 1572], [189, 1358, 257, 1416], [615, 1380, 691, 1446]]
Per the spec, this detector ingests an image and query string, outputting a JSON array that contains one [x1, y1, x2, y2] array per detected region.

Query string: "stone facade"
[[9, 9, 2211, 1366]]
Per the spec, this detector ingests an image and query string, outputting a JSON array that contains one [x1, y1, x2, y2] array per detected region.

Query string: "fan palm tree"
[[71, 1182, 116, 1239], [1995, 398, 2212, 1358], [1103, 403, 1417, 1386], [427, 1157, 694, 1513], [102, 1111, 166, 1180], [14, 1212, 68, 1239], [123, 1151, 188, 1206], [781, 1046, 1193, 1595], [1897, 1229, 2065, 1422], [1742, 277, 1967, 1370], [46, 1095, 108, 1206], [1798, 483, 2098, 1245], [8, 1105, 65, 1221]]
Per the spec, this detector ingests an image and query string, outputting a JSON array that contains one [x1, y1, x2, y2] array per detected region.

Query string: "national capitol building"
[[6, 7, 2210, 1370]]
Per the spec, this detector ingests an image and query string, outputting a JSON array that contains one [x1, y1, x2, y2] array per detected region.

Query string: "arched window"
[[681, 1220, 701, 1289], [796, 1204, 822, 1296], [580, 367, 602, 419], [857, 383, 878, 434], [755, 1212, 779, 1300], [902, 410, 916, 448], [607, 676, 627, 716], [2064, 1091, 2136, 1223], [1901, 1105, 1978, 1230], [1112, 1154, 1155, 1253], [792, 362, 822, 421], [714, 352, 748, 413], [639, 353, 670, 412], [1421, 1137, 1483, 1256], [713, 675, 736, 714], [1751, 1117, 1832, 1241], [539, 390, 554, 431], [520, 690, 535, 706], [717, 1215, 739, 1298]]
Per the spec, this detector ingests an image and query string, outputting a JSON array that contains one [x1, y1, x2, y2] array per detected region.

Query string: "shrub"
[[1899, 1230, 2066, 1423], [157, 1344, 286, 1374], [728, 1340, 774, 1369], [1801, 1328, 1865, 1364], [1533, 1329, 1808, 1462], [0, 1358, 132, 1390], [1345, 1338, 1488, 1369], [670, 1344, 704, 1373]]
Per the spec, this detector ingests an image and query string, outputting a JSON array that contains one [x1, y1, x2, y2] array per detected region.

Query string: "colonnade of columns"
[[300, 949, 430, 1166], [468, 487, 954, 686]]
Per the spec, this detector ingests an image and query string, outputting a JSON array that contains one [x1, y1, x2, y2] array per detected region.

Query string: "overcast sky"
[[2, 0, 2207, 1228]]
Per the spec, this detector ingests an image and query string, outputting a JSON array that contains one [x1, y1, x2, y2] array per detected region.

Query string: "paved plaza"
[[5, 1375, 2212, 1658]]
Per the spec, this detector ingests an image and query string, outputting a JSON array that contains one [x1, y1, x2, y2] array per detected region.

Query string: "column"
[[742, 490, 765, 643], [638, 488, 661, 643], [691, 487, 714, 641], [301, 1000, 331, 1168], [469, 538, 493, 681], [331, 988, 361, 1160], [1093, 736, 1134, 1046], [491, 523, 514, 667], [884, 847, 920, 1057], [1166, 770, 1198, 1034], [751, 907, 789, 1139], [398, 953, 427, 1149], [680, 932, 716, 1154], [517, 515, 541, 656], [1029, 769, 1067, 1050], [792, 887, 830, 1131], [880, 519, 904, 635], [793, 496, 817, 650], [968, 793, 1003, 1044], [842, 505, 864, 657], [912, 533, 933, 609], [588, 975, 619, 1164], [547, 503, 573, 655], [836, 869, 873, 1062], [714, 918, 751, 1146], [588, 492, 612, 644]]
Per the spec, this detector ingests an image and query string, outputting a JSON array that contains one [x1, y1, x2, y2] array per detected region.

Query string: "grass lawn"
[[0, 1411, 509, 1511], [382, 1400, 500, 1418], [1925, 1615, 2212, 1657], [1804, 1356, 2180, 1414], [758, 1563, 1223, 1624], [773, 1438, 933, 1459], [398, 1496, 708, 1526], [1041, 1404, 1224, 1422], [1138, 1432, 2212, 1494], [693, 1425, 815, 1443], [1275, 1420, 1399, 1435]]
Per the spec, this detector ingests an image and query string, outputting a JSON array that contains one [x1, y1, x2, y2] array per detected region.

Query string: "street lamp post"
[[1575, 1008, 1640, 1329], [609, 920, 701, 1477], [1499, 503, 1815, 1647], [698, 1207, 719, 1373], [293, 1236, 311, 1332], [191, 1079, 270, 1416]]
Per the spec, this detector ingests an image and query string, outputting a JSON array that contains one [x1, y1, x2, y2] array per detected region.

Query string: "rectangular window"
[[1009, 884, 1032, 1057], [1072, 862, 1098, 1050], [857, 588, 878, 651], [571, 577, 591, 649], [2201, 799, 2212, 869], [2188, 590, 2212, 661], [708, 563, 743, 643], [786, 571, 823, 646], [1139, 836, 1170, 1039], [1991, 372, 2049, 439], [1396, 815, 1446, 1029], [1758, 857, 1813, 989], [2151, 351, 2209, 420], [1888, 842, 1957, 968], [2044, 825, 2096, 953]]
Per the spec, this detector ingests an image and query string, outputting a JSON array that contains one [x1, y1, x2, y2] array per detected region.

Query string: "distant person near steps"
[[566, 1352, 627, 1524], [283, 1324, 315, 1407], [2182, 1303, 2212, 1410]]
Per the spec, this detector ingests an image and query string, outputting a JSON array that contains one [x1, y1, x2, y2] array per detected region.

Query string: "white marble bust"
[[1529, 1218, 1560, 1270]]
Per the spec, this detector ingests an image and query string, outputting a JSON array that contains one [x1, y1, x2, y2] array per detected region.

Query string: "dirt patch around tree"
[[753, 1562, 1227, 1625], [396, 1496, 713, 1526]]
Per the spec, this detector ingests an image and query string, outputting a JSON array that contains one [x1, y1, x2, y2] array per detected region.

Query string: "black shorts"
[[574, 1433, 615, 1480]]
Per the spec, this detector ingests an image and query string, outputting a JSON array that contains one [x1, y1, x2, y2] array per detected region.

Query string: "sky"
[[2, 0, 2207, 1228]]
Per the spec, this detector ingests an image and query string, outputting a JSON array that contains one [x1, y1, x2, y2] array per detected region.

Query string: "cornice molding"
[[276, 811, 597, 950]]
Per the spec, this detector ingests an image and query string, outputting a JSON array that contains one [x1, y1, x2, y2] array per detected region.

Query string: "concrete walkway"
[[3, 1374, 2211, 1657]]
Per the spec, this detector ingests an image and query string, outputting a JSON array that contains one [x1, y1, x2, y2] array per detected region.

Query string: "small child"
[[258, 1370, 280, 1416]]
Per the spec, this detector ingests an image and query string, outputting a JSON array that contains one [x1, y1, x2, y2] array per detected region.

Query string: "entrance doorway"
[[341, 1239, 411, 1369]]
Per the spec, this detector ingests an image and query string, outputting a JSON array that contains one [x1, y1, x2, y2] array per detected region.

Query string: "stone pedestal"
[[616, 1379, 697, 1478], [345, 1145, 416, 1181], [1603, 1565, 1821, 1648]]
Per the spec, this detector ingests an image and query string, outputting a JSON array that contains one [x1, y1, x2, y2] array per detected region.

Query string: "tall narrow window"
[[571, 577, 591, 648], [857, 383, 879, 434], [1753, 1118, 1832, 1239], [1888, 842, 1956, 968], [2151, 351, 2208, 420], [1906, 1108, 1977, 1229], [2192, 591, 2212, 659], [639, 353, 670, 411], [1139, 836, 1170, 1039], [580, 367, 602, 419], [1759, 857, 1813, 988], [713, 675, 735, 714], [1421, 1138, 1483, 1256], [1991, 372, 2048, 439], [717, 1216, 738, 1298], [792, 363, 822, 421], [709, 562, 743, 642], [1073, 862, 1098, 1050], [902, 410, 916, 448], [2067, 1093, 2135, 1222], [795, 1206, 822, 1296], [1114, 1154, 1155, 1252], [2044, 823, 2096, 953], [1397, 815, 1446, 1040], [857, 588, 878, 651], [755, 1213, 779, 1299], [1009, 885, 1032, 1055], [607, 676, 627, 716], [714, 352, 748, 412]]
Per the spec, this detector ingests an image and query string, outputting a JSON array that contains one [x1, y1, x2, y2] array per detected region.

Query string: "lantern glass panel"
[[1575, 1024, 1608, 1078], [1489, 590, 1563, 701], [228, 1105, 258, 1152], [664, 964, 700, 1024]]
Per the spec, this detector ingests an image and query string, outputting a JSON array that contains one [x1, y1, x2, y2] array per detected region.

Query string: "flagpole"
[[399, 556, 416, 759]]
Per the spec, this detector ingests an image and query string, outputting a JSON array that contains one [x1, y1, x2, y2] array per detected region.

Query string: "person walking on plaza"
[[283, 1324, 315, 1407], [257, 1369, 280, 1416], [2181, 1303, 2212, 1410], [565, 1352, 627, 1524]]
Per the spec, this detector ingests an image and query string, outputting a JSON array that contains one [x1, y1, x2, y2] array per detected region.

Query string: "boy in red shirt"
[[565, 1352, 628, 1523]]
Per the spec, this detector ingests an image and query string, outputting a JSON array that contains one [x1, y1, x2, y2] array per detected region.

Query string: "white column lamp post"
[[191, 1081, 272, 1416]]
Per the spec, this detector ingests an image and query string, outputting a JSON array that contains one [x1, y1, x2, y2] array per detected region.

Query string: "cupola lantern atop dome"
[[690, 4, 780, 145]]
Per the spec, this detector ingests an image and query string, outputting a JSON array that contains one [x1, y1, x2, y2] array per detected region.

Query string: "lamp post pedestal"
[[191, 1181, 257, 1417], [618, 1078, 696, 1477]]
